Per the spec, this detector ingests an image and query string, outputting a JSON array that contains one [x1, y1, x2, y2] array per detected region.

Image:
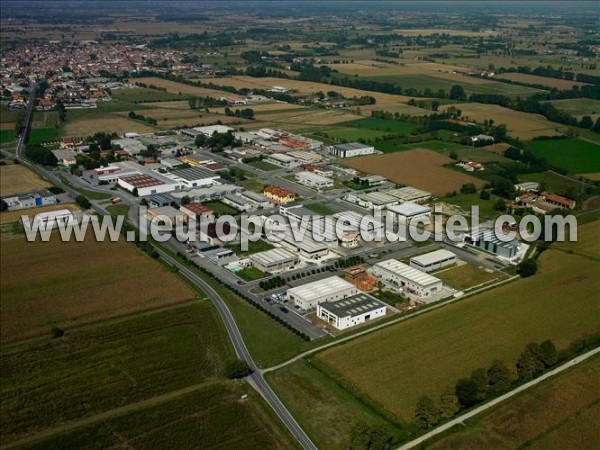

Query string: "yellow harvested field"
[[496, 72, 589, 89], [62, 116, 154, 138], [201, 76, 416, 104], [133, 77, 240, 99], [144, 100, 193, 110], [0, 164, 51, 196], [0, 203, 79, 225], [343, 149, 484, 195], [241, 102, 307, 112], [256, 109, 359, 125], [581, 173, 600, 181], [0, 237, 197, 343], [450, 103, 565, 140]]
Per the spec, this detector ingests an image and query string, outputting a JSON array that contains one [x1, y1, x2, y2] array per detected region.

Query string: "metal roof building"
[[369, 259, 443, 299], [287, 276, 359, 310], [317, 293, 387, 330], [386, 187, 432, 204], [250, 248, 300, 273], [410, 249, 457, 272]]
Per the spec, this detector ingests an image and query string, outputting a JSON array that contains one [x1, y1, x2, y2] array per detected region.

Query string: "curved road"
[[8, 89, 317, 450]]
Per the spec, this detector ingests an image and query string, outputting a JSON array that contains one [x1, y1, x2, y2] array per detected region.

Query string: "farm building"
[[410, 249, 457, 272], [317, 293, 387, 330], [295, 171, 334, 189], [464, 228, 520, 259], [345, 191, 399, 211], [167, 167, 221, 188], [386, 187, 432, 204], [266, 153, 301, 169], [118, 173, 180, 196], [470, 134, 495, 146], [287, 276, 359, 310], [541, 192, 576, 210], [369, 259, 443, 300], [329, 142, 376, 158], [514, 182, 540, 193], [344, 266, 379, 291], [250, 248, 300, 273], [387, 202, 432, 223]]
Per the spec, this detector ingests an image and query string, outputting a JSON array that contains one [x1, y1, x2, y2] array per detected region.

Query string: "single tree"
[[539, 340, 558, 367], [517, 258, 537, 277], [438, 385, 459, 419], [415, 396, 440, 428], [487, 360, 512, 394]]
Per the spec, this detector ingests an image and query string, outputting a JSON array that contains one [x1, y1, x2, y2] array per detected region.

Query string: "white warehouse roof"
[[287, 276, 355, 303], [410, 249, 456, 266], [250, 248, 298, 266], [374, 259, 441, 288], [388, 202, 431, 216]]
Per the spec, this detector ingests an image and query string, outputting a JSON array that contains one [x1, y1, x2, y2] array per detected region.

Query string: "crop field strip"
[[0, 236, 197, 343]]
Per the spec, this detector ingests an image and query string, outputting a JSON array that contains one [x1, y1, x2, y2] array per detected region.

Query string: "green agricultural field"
[[435, 263, 504, 291], [368, 74, 544, 97], [267, 361, 410, 450], [22, 383, 299, 450], [339, 117, 418, 134], [203, 200, 239, 216], [425, 355, 600, 450], [112, 87, 188, 103], [27, 127, 59, 144], [521, 171, 587, 195], [305, 202, 337, 215], [0, 106, 23, 124], [0, 303, 232, 445], [374, 139, 464, 153], [549, 98, 600, 119], [226, 239, 274, 256], [0, 129, 16, 143], [525, 139, 600, 174], [314, 248, 600, 421], [325, 127, 390, 141], [237, 266, 268, 281]]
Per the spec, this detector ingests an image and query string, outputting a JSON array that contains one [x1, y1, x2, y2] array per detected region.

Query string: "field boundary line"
[[262, 274, 519, 373], [2, 380, 221, 449], [396, 346, 600, 450]]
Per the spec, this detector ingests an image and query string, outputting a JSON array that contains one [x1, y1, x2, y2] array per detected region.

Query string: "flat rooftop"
[[121, 174, 165, 188], [388, 202, 431, 216], [410, 249, 456, 266], [320, 293, 386, 319], [251, 247, 298, 266], [386, 186, 431, 201], [171, 166, 220, 182], [373, 259, 442, 287], [287, 276, 356, 302]]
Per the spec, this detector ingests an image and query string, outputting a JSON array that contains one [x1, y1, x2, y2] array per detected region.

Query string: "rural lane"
[[396, 345, 600, 450]]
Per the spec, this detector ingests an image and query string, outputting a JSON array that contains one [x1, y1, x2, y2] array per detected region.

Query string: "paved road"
[[397, 346, 600, 450], [9, 91, 317, 450], [156, 249, 318, 450]]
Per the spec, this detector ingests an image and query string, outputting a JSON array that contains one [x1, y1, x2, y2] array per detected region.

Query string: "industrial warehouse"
[[369, 259, 443, 301], [317, 293, 387, 330], [287, 276, 358, 310], [250, 248, 300, 273], [410, 249, 457, 272]]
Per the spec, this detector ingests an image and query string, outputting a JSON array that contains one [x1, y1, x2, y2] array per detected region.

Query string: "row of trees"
[[414, 340, 559, 428], [128, 111, 158, 126]]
